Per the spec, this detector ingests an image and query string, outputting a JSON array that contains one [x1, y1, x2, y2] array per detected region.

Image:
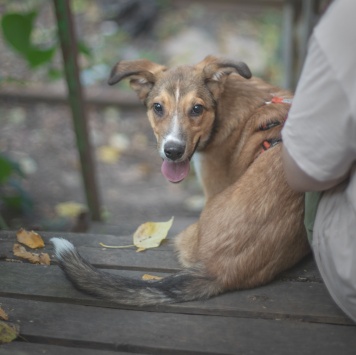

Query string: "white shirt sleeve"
[[282, 2, 356, 183]]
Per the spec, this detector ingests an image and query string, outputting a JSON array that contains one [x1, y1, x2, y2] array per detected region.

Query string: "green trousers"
[[304, 191, 323, 244]]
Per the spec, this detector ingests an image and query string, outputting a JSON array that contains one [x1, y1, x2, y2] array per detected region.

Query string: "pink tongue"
[[161, 160, 190, 183]]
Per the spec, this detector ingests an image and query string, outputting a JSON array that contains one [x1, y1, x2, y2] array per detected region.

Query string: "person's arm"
[[282, 145, 348, 192], [281, 21, 355, 193]]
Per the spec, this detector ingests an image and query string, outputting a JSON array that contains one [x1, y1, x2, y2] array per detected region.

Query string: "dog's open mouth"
[[161, 159, 190, 183]]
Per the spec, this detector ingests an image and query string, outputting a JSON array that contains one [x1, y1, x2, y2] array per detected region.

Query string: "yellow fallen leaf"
[[0, 321, 19, 344], [55, 202, 87, 218], [16, 228, 44, 249], [133, 217, 174, 252], [13, 244, 51, 265], [97, 145, 121, 164], [142, 274, 163, 281], [99, 217, 174, 252], [0, 307, 8, 321]]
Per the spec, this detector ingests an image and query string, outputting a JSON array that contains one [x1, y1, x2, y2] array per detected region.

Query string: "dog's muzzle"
[[160, 138, 201, 183], [161, 140, 189, 183], [163, 141, 186, 161]]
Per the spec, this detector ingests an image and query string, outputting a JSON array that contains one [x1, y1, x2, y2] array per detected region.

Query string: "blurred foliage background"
[[0, 0, 283, 85]]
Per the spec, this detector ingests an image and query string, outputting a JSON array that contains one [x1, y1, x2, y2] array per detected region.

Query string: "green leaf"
[[1, 11, 37, 55], [8, 179, 33, 212], [2, 195, 23, 211], [0, 155, 13, 184], [78, 41, 92, 58], [0, 154, 25, 182], [1, 10, 56, 68], [0, 321, 19, 344], [1, 181, 33, 213], [47, 67, 63, 80], [27, 46, 56, 68]]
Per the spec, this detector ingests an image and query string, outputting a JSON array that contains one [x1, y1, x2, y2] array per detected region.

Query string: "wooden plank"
[[0, 232, 181, 272], [0, 231, 321, 280], [1, 297, 356, 355], [0, 342, 136, 355], [0, 262, 351, 325], [1, 243, 180, 272], [0, 229, 176, 249], [279, 254, 322, 282]]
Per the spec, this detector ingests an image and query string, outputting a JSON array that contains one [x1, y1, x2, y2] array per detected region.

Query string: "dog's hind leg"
[[194, 151, 309, 290], [174, 223, 200, 267]]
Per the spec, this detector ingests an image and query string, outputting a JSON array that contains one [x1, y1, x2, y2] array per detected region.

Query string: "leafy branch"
[[1, 7, 91, 80], [0, 154, 32, 229], [1, 10, 57, 68]]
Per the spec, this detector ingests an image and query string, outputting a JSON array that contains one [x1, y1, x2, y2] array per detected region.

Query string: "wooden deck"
[[1, 227, 355, 354]]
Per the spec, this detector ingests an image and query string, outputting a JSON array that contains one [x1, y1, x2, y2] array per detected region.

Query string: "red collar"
[[265, 96, 293, 105], [255, 97, 292, 158]]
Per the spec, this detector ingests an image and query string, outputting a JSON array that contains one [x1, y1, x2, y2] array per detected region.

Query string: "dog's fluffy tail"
[[51, 238, 222, 306]]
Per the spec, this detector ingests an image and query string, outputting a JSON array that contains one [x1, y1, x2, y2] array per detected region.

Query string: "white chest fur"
[[192, 153, 203, 186]]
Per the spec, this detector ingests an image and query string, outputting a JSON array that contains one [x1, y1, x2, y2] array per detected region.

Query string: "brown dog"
[[52, 56, 310, 305]]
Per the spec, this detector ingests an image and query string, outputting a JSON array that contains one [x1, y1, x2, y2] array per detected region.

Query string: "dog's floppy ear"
[[108, 59, 167, 102], [197, 55, 252, 99]]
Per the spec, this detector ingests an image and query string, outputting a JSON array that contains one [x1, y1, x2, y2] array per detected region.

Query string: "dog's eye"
[[191, 104, 204, 116], [153, 103, 164, 116]]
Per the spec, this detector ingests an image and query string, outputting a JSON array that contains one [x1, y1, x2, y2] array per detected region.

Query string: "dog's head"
[[108, 55, 251, 183]]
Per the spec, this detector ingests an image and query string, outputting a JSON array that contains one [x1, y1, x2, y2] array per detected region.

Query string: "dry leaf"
[[99, 217, 174, 252], [97, 145, 121, 164], [13, 244, 51, 265], [133, 217, 174, 252], [0, 308, 8, 321], [0, 321, 19, 344], [39, 253, 51, 265], [16, 228, 44, 249], [142, 274, 163, 281], [55, 202, 87, 219]]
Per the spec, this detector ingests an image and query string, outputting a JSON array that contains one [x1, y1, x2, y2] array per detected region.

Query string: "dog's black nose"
[[164, 142, 185, 161]]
